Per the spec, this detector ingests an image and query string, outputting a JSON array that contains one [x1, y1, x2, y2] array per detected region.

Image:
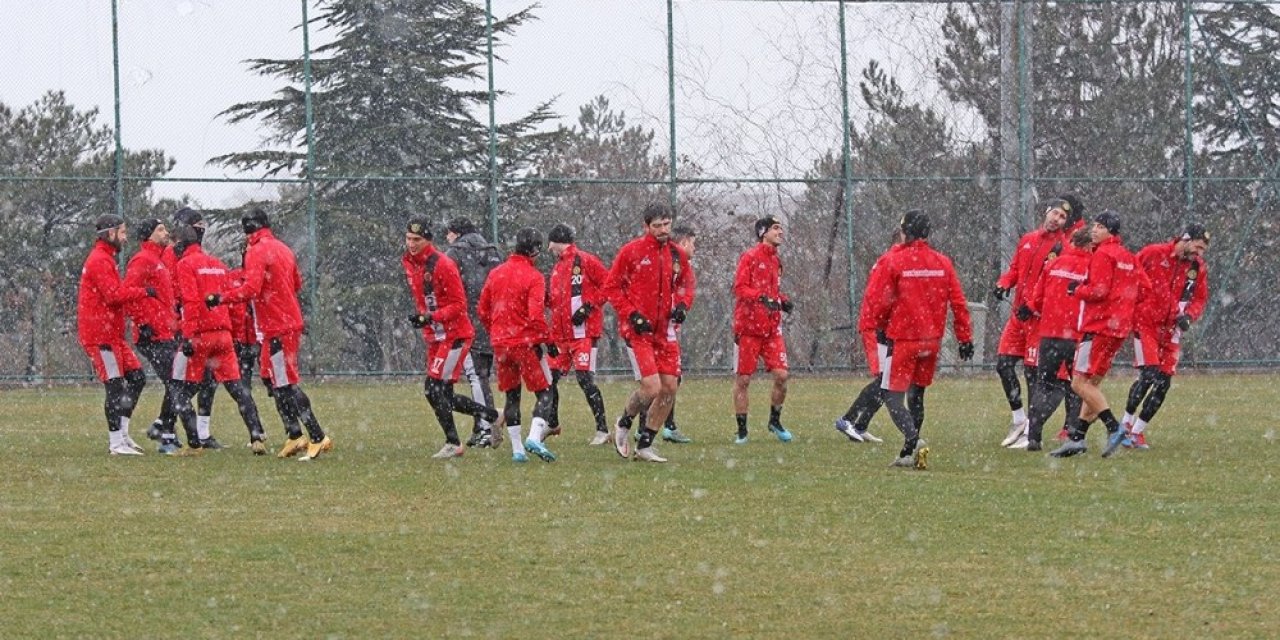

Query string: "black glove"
[[544, 343, 560, 358], [1175, 314, 1192, 332], [180, 340, 194, 357], [204, 293, 221, 308], [571, 303, 593, 326], [958, 341, 975, 361], [1015, 305, 1034, 322], [759, 295, 782, 311], [1066, 281, 1080, 296], [145, 287, 158, 299], [875, 329, 889, 345], [408, 313, 430, 328], [137, 325, 154, 343], [670, 302, 688, 324], [780, 298, 794, 314], [992, 287, 1010, 302], [629, 311, 653, 334]]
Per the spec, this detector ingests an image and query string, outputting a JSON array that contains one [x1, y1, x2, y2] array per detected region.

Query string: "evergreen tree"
[[214, 0, 559, 371]]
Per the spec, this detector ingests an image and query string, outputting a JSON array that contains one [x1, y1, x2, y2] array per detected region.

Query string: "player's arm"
[[222, 250, 265, 304], [1075, 252, 1114, 302], [604, 246, 636, 321], [431, 262, 467, 322]]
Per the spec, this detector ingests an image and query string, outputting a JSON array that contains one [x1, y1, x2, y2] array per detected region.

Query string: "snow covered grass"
[[2, 373, 1275, 637]]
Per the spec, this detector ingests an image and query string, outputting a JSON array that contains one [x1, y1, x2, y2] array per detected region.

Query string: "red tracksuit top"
[[221, 229, 304, 338], [605, 234, 694, 342], [1133, 241, 1209, 329], [733, 242, 789, 338], [226, 268, 257, 345], [548, 244, 609, 341], [478, 253, 549, 348], [401, 244, 474, 344], [1075, 236, 1150, 338], [1028, 246, 1091, 341], [175, 245, 233, 336], [858, 244, 902, 332], [78, 240, 150, 346], [869, 239, 973, 343], [123, 240, 177, 341], [997, 226, 1071, 308]]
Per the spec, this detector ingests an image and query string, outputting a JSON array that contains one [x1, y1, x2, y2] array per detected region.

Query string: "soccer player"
[[162, 207, 223, 448], [545, 223, 612, 445], [402, 218, 500, 459], [833, 229, 900, 444], [77, 214, 156, 455], [605, 203, 694, 463], [731, 216, 794, 444], [122, 218, 186, 451], [634, 224, 699, 444], [168, 226, 268, 455], [1018, 227, 1094, 451], [444, 217, 504, 448], [478, 227, 558, 463], [1120, 223, 1210, 448], [991, 195, 1083, 446], [1050, 211, 1150, 458], [867, 211, 974, 469], [207, 209, 332, 460]]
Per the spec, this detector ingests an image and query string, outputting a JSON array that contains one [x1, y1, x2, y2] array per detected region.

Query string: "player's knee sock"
[[1139, 372, 1172, 423], [1027, 378, 1066, 443], [1063, 386, 1083, 430], [575, 371, 608, 432], [271, 387, 302, 438], [907, 385, 926, 435], [546, 370, 561, 430], [123, 369, 146, 419], [224, 381, 264, 440], [291, 386, 325, 441], [1098, 409, 1121, 434], [883, 390, 918, 444], [735, 413, 748, 438], [769, 404, 783, 428], [171, 380, 200, 443], [503, 389, 522, 431], [104, 378, 129, 433], [844, 379, 883, 431], [996, 355, 1024, 412], [532, 389, 555, 429], [425, 379, 460, 445], [196, 376, 216, 416], [1022, 365, 1038, 414]]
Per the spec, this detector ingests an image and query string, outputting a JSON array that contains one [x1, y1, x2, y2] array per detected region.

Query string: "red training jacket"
[[123, 240, 177, 342], [175, 245, 233, 336], [858, 244, 901, 332], [77, 239, 150, 346], [221, 229, 304, 337], [1075, 236, 1150, 338], [548, 244, 609, 341], [997, 227, 1070, 308], [402, 244, 474, 343], [605, 234, 693, 342], [478, 253, 549, 348], [1133, 240, 1209, 329], [1028, 246, 1091, 341], [226, 268, 257, 345], [732, 242, 789, 337], [869, 239, 973, 343]]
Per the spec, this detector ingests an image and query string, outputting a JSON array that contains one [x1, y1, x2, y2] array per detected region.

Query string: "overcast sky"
[[2, 1, 952, 207]]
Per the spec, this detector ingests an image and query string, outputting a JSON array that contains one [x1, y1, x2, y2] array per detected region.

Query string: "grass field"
[[1, 373, 1276, 638]]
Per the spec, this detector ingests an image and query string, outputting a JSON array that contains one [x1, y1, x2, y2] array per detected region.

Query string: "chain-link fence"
[[3, 1, 1279, 381]]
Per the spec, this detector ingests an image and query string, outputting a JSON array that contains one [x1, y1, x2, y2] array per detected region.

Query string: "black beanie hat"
[[447, 217, 477, 236], [134, 217, 163, 241], [514, 227, 543, 257], [241, 209, 271, 234], [900, 210, 931, 240], [95, 213, 125, 233], [406, 217, 433, 240], [1181, 222, 1210, 243], [548, 223, 575, 244], [754, 215, 782, 240], [173, 207, 203, 226], [1054, 194, 1085, 226], [1094, 210, 1122, 235]]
